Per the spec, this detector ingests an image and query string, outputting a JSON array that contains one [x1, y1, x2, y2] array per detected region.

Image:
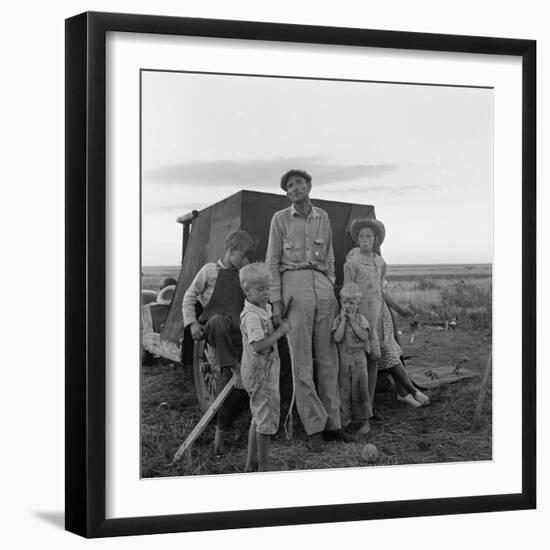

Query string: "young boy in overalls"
[[182, 230, 256, 453], [239, 263, 290, 472], [332, 283, 372, 436]]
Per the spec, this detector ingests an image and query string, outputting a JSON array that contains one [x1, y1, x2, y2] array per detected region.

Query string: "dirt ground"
[[141, 324, 492, 478]]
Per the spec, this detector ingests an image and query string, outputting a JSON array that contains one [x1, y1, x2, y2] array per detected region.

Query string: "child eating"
[[239, 263, 290, 472], [332, 283, 372, 435]]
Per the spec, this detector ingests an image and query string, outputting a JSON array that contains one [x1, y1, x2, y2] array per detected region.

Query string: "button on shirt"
[[266, 203, 336, 303]]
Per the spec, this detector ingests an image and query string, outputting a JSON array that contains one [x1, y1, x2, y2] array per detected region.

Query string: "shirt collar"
[[217, 258, 237, 270], [290, 202, 319, 219], [243, 299, 272, 318]]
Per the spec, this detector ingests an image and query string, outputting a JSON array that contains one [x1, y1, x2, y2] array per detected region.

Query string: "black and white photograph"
[[140, 70, 493, 477], [1, 0, 545, 544]]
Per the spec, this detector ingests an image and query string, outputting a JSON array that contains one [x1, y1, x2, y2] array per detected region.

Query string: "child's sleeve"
[[182, 264, 211, 327], [358, 314, 370, 332], [343, 259, 356, 285], [242, 312, 265, 344]]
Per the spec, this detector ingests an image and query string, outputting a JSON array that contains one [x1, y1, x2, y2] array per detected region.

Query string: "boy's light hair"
[[239, 262, 272, 292], [340, 282, 362, 301]]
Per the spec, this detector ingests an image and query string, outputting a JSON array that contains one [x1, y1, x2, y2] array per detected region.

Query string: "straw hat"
[[350, 218, 385, 245]]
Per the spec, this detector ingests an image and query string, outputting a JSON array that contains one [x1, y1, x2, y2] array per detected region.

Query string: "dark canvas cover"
[[161, 190, 375, 353]]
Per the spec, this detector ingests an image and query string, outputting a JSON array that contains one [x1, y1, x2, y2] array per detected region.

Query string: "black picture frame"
[[65, 11, 536, 538]]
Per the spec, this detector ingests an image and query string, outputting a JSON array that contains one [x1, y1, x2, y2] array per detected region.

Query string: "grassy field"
[[141, 264, 492, 477]]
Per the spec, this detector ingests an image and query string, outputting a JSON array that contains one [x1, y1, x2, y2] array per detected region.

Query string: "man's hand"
[[272, 301, 283, 327], [278, 319, 291, 336], [190, 321, 204, 341]]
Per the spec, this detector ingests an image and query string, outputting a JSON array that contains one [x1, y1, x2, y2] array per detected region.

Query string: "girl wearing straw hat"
[[344, 218, 430, 414]]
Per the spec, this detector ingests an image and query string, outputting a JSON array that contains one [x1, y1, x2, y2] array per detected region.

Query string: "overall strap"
[[199, 267, 245, 330]]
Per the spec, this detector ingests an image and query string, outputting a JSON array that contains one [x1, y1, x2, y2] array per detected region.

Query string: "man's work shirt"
[[182, 260, 233, 327], [266, 203, 336, 303]]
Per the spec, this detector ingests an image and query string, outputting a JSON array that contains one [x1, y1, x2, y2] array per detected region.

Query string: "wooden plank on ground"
[[171, 375, 236, 465], [405, 362, 478, 389]]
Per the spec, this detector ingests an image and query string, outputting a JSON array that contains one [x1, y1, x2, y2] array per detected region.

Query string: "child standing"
[[344, 219, 386, 413], [332, 283, 372, 435], [182, 229, 256, 454], [239, 263, 290, 472], [344, 219, 429, 414]]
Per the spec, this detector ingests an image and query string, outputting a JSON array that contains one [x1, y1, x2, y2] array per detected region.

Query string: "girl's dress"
[[343, 248, 385, 356], [378, 301, 403, 371], [344, 248, 402, 370]]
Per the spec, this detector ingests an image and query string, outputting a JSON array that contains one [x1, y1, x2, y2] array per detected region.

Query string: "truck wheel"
[[193, 340, 221, 412]]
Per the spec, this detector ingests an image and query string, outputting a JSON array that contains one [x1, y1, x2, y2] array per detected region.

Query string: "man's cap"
[[280, 169, 312, 191]]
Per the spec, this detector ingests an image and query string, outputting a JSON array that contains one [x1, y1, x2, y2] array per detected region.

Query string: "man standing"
[[266, 169, 352, 451]]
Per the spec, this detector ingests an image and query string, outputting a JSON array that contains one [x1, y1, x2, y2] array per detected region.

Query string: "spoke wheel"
[[193, 340, 221, 412]]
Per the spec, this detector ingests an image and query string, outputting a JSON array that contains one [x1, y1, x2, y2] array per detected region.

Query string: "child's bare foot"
[[414, 390, 430, 406], [357, 421, 371, 435], [397, 393, 422, 408]]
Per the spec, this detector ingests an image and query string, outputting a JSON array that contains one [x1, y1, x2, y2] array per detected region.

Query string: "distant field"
[[385, 263, 491, 280], [142, 266, 181, 291], [142, 263, 492, 331], [142, 264, 492, 289]]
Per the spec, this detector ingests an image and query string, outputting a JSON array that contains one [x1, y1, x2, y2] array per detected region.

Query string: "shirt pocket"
[[310, 238, 326, 262], [283, 238, 301, 263]]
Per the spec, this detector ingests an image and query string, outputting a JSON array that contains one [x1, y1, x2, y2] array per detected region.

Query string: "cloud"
[[144, 157, 407, 188], [316, 183, 440, 195]]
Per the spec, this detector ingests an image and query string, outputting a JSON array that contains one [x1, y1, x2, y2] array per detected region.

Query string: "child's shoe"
[[397, 393, 422, 408], [414, 391, 430, 406]]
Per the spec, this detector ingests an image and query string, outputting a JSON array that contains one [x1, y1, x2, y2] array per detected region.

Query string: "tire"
[[192, 340, 222, 412]]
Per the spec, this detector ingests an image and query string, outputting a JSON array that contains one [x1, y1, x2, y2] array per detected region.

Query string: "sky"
[[141, 70, 493, 266]]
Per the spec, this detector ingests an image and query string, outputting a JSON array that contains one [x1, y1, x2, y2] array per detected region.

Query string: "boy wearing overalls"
[[182, 230, 256, 453]]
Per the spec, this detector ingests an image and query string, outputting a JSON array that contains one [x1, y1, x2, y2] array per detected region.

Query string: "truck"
[[141, 189, 376, 412]]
